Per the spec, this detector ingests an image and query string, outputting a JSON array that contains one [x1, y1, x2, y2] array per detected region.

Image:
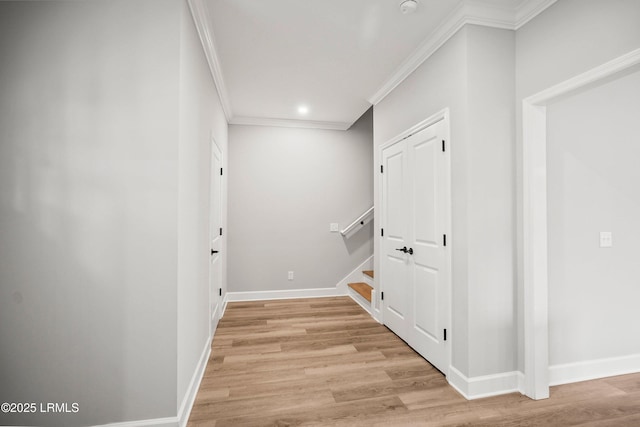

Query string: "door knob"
[[395, 246, 413, 255]]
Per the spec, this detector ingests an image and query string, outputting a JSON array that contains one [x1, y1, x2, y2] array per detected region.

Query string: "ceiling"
[[191, 0, 556, 130]]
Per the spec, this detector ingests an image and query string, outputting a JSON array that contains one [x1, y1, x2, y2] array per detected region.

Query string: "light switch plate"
[[288, 271, 294, 280], [330, 223, 339, 232], [600, 232, 612, 248]]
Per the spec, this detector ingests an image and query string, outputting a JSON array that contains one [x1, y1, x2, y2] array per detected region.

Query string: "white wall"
[[515, 0, 640, 371], [547, 69, 640, 367], [0, 1, 226, 425], [177, 0, 228, 414], [227, 109, 373, 294], [465, 25, 516, 377], [374, 25, 516, 379]]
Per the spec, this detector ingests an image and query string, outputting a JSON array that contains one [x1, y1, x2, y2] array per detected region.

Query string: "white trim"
[[335, 255, 374, 295], [448, 367, 523, 400], [348, 287, 375, 319], [186, 0, 233, 122], [368, 0, 556, 105], [522, 48, 640, 400], [92, 417, 177, 427], [229, 116, 351, 131], [370, 289, 382, 322], [188, 0, 554, 129], [517, 371, 526, 395], [550, 354, 640, 387], [515, 0, 557, 29], [379, 108, 449, 150], [225, 287, 347, 302], [177, 337, 212, 427]]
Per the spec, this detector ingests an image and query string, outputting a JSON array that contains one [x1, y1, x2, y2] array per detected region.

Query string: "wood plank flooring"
[[188, 297, 640, 426]]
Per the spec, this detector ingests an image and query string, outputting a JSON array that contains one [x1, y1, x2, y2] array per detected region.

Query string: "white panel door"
[[381, 142, 410, 341], [406, 121, 449, 373], [210, 140, 223, 332], [381, 119, 450, 375]]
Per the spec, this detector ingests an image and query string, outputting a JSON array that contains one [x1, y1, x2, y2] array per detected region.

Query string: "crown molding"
[[189, 0, 557, 129], [368, 0, 557, 105], [230, 116, 352, 131], [187, 0, 233, 122], [515, 0, 557, 29]]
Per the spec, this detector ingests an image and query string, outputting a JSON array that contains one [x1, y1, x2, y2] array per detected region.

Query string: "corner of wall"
[[448, 367, 523, 400]]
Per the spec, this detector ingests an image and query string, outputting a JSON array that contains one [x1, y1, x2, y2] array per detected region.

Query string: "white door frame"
[[378, 108, 452, 375], [522, 48, 640, 400]]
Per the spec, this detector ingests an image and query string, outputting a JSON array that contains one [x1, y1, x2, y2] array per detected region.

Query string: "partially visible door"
[[210, 139, 223, 333], [405, 121, 449, 373], [380, 119, 450, 375]]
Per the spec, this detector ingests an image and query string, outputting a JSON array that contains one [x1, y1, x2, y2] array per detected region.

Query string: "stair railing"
[[340, 206, 373, 238]]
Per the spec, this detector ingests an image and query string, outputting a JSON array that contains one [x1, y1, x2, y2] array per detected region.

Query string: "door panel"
[[381, 143, 410, 340], [411, 137, 438, 245], [385, 150, 406, 240], [414, 265, 438, 341], [407, 121, 448, 372]]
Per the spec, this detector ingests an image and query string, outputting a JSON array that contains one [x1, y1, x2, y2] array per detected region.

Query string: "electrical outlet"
[[288, 271, 294, 280], [330, 223, 339, 232], [600, 232, 613, 248]]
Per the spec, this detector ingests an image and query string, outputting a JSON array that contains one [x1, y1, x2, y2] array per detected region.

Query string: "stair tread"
[[348, 282, 373, 303], [363, 270, 374, 279]]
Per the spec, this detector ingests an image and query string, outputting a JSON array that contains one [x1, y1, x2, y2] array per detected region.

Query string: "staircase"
[[348, 270, 374, 313]]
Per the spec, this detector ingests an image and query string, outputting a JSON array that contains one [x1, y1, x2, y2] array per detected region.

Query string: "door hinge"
[[442, 140, 446, 152], [444, 329, 447, 341], [220, 227, 223, 236], [219, 288, 222, 296], [381, 292, 384, 301], [381, 228, 384, 237], [443, 234, 447, 247], [220, 167, 223, 176], [380, 165, 384, 173]]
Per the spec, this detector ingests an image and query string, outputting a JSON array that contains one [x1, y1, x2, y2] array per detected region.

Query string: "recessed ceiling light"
[[298, 105, 309, 115], [400, 0, 418, 15]]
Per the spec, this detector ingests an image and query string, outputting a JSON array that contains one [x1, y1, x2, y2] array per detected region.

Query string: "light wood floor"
[[188, 296, 640, 426]]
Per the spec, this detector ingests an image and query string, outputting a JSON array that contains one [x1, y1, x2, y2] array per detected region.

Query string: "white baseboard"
[[225, 286, 347, 302], [448, 367, 523, 400], [223, 255, 373, 304], [177, 337, 212, 427], [549, 353, 640, 386], [93, 416, 177, 427]]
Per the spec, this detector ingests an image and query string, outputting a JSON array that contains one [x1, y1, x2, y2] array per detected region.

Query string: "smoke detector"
[[400, 0, 418, 14]]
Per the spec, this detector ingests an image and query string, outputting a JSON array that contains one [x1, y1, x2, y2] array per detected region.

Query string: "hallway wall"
[[547, 69, 640, 376], [177, 0, 229, 414], [227, 109, 373, 294], [515, 0, 640, 371], [0, 1, 228, 426]]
